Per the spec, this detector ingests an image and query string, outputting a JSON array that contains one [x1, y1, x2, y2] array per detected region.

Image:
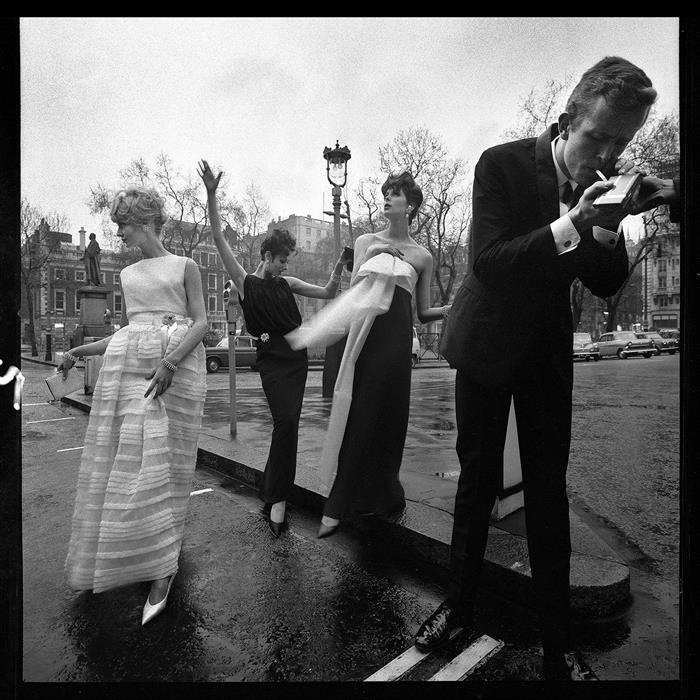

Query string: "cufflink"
[[608, 238, 615, 245], [564, 240, 571, 248]]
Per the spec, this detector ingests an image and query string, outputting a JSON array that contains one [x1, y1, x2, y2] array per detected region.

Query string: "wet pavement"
[[19, 353, 680, 685]]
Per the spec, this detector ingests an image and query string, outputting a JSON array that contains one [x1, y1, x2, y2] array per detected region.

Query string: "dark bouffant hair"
[[260, 228, 296, 260], [566, 56, 657, 127], [381, 171, 423, 225]]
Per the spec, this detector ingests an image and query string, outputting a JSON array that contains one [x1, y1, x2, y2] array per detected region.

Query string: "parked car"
[[596, 330, 655, 359], [573, 332, 600, 361], [205, 334, 258, 372], [644, 331, 678, 356], [412, 327, 420, 368], [659, 329, 681, 352]]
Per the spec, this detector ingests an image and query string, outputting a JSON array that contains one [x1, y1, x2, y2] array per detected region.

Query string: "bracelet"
[[64, 351, 79, 363], [160, 358, 178, 372], [441, 305, 449, 319]]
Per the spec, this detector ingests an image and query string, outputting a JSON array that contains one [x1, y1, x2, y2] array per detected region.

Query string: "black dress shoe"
[[543, 651, 598, 681], [414, 601, 471, 652]]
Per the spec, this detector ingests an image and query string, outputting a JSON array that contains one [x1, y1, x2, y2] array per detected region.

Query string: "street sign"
[[54, 323, 64, 329]]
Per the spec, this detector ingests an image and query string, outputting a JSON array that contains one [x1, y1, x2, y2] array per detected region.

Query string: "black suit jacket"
[[441, 125, 629, 388]]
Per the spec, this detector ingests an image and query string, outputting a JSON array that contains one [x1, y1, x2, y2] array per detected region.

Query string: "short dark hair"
[[381, 171, 423, 225], [566, 56, 657, 126], [260, 228, 296, 260]]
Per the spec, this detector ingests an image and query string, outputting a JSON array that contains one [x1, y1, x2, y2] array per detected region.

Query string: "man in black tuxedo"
[[414, 56, 658, 680]]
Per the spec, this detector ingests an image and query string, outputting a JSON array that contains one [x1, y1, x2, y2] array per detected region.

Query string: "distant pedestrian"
[[198, 159, 352, 537], [60, 186, 208, 625], [416, 56, 657, 680], [286, 171, 450, 538]]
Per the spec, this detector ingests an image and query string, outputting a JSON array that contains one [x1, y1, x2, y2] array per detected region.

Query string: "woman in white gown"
[[59, 186, 208, 625]]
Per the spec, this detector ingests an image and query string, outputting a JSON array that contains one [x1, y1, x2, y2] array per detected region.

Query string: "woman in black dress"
[[314, 172, 451, 537], [198, 160, 351, 536]]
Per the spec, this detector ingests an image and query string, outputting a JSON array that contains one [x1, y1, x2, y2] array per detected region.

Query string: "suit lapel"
[[535, 124, 561, 226]]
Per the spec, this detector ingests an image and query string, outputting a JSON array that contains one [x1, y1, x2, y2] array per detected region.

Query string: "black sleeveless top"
[[240, 274, 306, 361]]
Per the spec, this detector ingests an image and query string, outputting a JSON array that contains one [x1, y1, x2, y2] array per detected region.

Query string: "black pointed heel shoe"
[[268, 518, 287, 538]]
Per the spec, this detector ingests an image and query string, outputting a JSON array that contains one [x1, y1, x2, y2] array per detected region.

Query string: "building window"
[[100, 272, 106, 284], [54, 290, 65, 312], [76, 293, 81, 312], [658, 276, 666, 289], [75, 270, 85, 282], [114, 293, 122, 313], [208, 295, 217, 312], [54, 268, 65, 280], [658, 259, 667, 273], [208, 273, 217, 289], [306, 227, 311, 235], [113, 273, 120, 286], [209, 253, 218, 267], [305, 240, 311, 249]]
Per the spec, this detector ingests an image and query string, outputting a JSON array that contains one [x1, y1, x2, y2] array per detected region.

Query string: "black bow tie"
[[561, 181, 584, 208]]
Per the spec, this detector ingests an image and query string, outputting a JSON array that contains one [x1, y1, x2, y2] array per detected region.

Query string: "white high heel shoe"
[[141, 574, 176, 626]]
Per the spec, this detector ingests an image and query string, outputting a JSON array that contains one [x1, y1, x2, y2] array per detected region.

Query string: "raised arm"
[[198, 159, 248, 296]]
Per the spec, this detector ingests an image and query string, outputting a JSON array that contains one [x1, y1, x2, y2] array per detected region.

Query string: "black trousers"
[[448, 353, 573, 657], [257, 354, 308, 504]]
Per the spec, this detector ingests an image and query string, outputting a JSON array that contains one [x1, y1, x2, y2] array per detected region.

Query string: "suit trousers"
[[448, 353, 573, 657]]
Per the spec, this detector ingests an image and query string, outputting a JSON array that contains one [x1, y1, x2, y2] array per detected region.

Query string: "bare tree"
[[352, 176, 386, 235], [501, 75, 574, 141], [87, 154, 244, 261], [20, 198, 70, 356], [225, 183, 271, 270]]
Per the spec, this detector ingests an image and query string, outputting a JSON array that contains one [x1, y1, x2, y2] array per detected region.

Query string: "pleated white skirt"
[[65, 318, 206, 593]]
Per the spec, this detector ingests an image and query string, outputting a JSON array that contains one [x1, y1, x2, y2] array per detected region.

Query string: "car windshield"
[[216, 337, 229, 348], [573, 333, 592, 343], [634, 333, 648, 339]]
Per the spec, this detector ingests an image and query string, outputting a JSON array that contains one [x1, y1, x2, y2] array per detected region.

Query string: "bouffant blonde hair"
[[110, 186, 167, 234]]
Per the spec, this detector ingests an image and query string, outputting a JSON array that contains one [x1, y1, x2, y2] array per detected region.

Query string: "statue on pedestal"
[[82, 233, 102, 286]]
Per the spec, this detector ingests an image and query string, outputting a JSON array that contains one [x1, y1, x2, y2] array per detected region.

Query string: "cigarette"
[[595, 170, 608, 182]]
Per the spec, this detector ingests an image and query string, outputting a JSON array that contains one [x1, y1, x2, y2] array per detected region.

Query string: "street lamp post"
[[322, 141, 351, 398]]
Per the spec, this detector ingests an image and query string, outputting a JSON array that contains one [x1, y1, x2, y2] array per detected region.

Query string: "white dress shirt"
[[549, 136, 620, 255]]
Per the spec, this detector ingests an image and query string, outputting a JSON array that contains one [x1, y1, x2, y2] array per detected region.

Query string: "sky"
[[21, 17, 679, 246]]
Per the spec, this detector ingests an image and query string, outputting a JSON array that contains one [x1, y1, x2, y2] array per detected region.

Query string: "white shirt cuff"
[[551, 215, 580, 255], [592, 226, 620, 249]]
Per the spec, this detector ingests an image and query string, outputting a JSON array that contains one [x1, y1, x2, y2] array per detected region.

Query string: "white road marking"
[[22, 402, 50, 407], [364, 627, 465, 682], [190, 488, 214, 496], [57, 446, 84, 452], [428, 635, 503, 682], [26, 417, 76, 424]]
